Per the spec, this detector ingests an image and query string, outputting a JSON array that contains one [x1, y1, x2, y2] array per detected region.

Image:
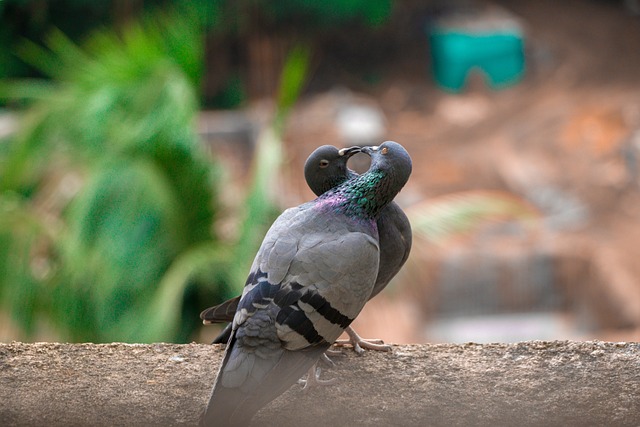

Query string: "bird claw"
[[319, 353, 336, 367], [323, 348, 345, 359], [332, 327, 392, 355], [298, 364, 337, 392]]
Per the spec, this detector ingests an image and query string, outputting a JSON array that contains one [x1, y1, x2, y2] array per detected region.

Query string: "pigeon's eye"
[[380, 147, 389, 155], [319, 159, 330, 168]]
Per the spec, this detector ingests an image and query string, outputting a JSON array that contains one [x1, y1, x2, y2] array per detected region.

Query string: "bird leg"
[[298, 359, 337, 391], [332, 326, 392, 355]]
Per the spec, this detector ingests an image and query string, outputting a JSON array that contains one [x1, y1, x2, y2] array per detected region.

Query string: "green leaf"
[[128, 242, 232, 342], [275, 44, 311, 131]]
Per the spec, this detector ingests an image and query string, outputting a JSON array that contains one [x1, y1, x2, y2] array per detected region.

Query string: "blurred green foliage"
[[215, 0, 392, 30], [0, 7, 225, 343], [1, 0, 393, 107], [0, 2, 313, 343]]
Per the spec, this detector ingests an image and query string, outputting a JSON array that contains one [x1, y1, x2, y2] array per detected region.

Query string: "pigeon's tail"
[[199, 383, 253, 427], [200, 335, 330, 426], [200, 297, 239, 344], [200, 297, 240, 324]]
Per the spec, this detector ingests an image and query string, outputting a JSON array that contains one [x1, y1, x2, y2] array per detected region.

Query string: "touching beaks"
[[338, 146, 361, 156], [361, 145, 379, 155]]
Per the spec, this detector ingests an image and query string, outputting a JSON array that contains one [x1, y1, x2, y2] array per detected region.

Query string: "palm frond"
[[408, 190, 540, 243], [0, 8, 221, 343]]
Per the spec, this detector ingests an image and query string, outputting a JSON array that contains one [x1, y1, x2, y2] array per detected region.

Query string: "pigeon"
[[200, 141, 412, 426], [201, 144, 412, 353]]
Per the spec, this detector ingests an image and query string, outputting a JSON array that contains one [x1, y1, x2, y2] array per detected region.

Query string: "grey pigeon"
[[200, 141, 412, 426], [201, 145, 413, 353]]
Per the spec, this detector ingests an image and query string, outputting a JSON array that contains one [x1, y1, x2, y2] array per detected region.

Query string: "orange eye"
[[319, 159, 330, 168], [381, 147, 389, 155]]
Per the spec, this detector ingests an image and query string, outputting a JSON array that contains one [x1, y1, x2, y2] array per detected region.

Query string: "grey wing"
[[199, 205, 304, 346], [275, 228, 380, 350], [370, 201, 412, 299]]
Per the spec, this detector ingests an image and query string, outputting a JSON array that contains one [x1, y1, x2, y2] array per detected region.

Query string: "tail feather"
[[201, 334, 329, 426], [200, 297, 240, 324]]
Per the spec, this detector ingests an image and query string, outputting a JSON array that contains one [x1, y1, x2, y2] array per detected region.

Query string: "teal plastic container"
[[429, 27, 525, 92]]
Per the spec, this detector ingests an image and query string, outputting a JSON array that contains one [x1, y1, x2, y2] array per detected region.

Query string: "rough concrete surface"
[[0, 341, 638, 426]]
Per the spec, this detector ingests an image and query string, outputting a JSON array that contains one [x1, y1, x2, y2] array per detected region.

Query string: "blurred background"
[[1, 0, 640, 345]]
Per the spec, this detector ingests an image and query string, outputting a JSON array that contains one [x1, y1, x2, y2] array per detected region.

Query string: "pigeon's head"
[[362, 141, 412, 189], [304, 145, 361, 196]]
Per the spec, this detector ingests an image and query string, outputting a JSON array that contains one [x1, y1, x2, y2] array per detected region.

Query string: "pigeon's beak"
[[361, 145, 379, 155], [338, 146, 361, 157]]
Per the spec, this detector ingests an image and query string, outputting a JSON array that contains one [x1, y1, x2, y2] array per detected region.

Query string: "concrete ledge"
[[0, 341, 639, 426]]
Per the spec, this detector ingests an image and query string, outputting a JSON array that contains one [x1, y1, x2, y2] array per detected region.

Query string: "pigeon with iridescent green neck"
[[200, 141, 412, 426], [201, 144, 413, 353]]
